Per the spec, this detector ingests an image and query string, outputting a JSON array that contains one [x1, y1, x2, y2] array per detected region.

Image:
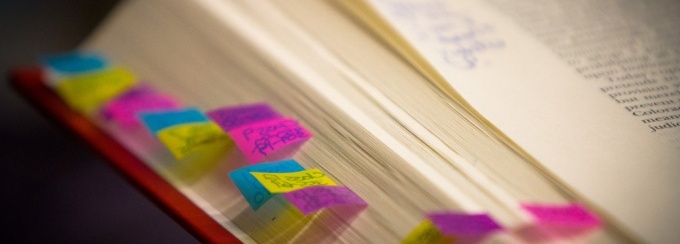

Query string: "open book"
[[74, 0, 678, 242]]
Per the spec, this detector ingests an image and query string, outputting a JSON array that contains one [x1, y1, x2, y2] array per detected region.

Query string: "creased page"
[[356, 0, 680, 242]]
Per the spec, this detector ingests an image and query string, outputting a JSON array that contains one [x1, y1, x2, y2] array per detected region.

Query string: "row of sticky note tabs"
[[43, 52, 604, 242], [42, 51, 367, 218], [403, 203, 602, 243], [42, 52, 181, 122], [139, 106, 367, 215]]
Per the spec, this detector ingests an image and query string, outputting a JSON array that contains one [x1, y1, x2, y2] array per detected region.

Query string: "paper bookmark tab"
[[427, 212, 503, 237], [207, 103, 281, 131], [283, 186, 366, 215], [521, 203, 601, 229], [229, 118, 312, 163], [250, 169, 337, 194], [55, 67, 137, 114], [156, 122, 230, 159], [42, 52, 108, 74], [112, 83, 156, 99], [139, 108, 210, 135], [402, 220, 453, 244], [102, 85, 181, 127], [229, 159, 305, 210]]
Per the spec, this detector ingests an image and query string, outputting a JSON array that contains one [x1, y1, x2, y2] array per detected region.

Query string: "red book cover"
[[10, 67, 241, 244]]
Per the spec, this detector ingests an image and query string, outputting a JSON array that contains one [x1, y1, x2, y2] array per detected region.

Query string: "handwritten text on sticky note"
[[250, 169, 336, 194], [157, 122, 229, 159], [207, 103, 281, 132], [55, 67, 136, 114], [283, 186, 366, 215], [229, 160, 305, 210], [229, 118, 312, 163]]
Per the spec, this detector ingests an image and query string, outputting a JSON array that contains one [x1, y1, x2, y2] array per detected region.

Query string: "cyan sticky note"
[[42, 52, 108, 74], [229, 159, 304, 210], [139, 107, 209, 135]]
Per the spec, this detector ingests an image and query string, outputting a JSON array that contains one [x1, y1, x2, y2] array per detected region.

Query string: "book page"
[[357, 0, 680, 242]]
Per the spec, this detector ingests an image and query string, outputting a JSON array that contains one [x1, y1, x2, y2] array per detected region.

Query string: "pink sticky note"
[[101, 84, 156, 120], [521, 203, 601, 228], [426, 212, 503, 237], [283, 186, 367, 215], [102, 85, 181, 127], [229, 118, 312, 163], [517, 203, 602, 241]]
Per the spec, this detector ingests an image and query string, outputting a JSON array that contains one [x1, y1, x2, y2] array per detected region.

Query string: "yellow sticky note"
[[157, 122, 230, 159], [55, 67, 136, 114], [250, 169, 337, 194], [402, 220, 454, 244]]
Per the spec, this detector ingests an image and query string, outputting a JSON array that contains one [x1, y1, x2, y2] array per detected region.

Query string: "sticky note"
[[156, 122, 230, 159], [402, 220, 453, 244], [170, 142, 229, 184], [108, 83, 156, 100], [426, 212, 503, 237], [55, 67, 137, 114], [229, 118, 312, 163], [139, 108, 210, 135], [102, 85, 181, 127], [229, 159, 305, 210], [250, 169, 337, 194], [42, 51, 108, 74], [207, 103, 281, 131], [521, 203, 601, 229], [283, 186, 366, 215]]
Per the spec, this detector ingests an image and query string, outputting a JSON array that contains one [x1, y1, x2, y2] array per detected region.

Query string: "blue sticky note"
[[139, 107, 209, 134], [229, 159, 304, 210], [42, 52, 108, 74]]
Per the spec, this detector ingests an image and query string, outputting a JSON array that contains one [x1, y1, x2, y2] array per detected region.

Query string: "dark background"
[[0, 1, 199, 243]]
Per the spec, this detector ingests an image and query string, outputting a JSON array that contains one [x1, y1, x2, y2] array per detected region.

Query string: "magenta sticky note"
[[113, 84, 156, 99], [521, 203, 601, 229], [102, 85, 181, 127], [228, 118, 312, 164], [283, 186, 367, 215], [207, 103, 281, 132], [426, 212, 503, 237], [101, 84, 157, 119]]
